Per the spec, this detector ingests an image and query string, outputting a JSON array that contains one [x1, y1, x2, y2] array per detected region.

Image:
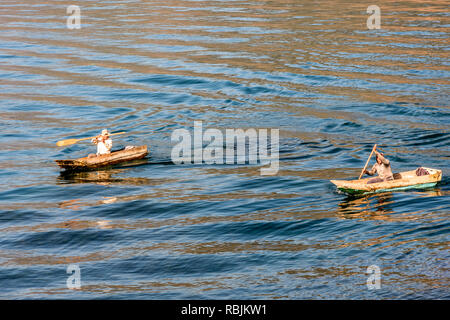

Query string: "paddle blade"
[[56, 139, 79, 147]]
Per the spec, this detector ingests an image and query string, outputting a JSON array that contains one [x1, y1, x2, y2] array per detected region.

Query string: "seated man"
[[91, 129, 112, 156], [364, 150, 394, 184]]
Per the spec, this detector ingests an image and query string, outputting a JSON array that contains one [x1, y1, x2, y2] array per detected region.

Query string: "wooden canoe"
[[330, 167, 442, 195], [55, 145, 148, 171]]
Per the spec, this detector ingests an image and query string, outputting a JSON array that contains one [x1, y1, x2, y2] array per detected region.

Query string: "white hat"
[[101, 129, 109, 136]]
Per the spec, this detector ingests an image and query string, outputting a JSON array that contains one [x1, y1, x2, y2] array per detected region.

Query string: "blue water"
[[0, 0, 449, 299]]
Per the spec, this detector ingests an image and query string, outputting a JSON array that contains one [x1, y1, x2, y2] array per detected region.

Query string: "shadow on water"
[[59, 168, 125, 185], [338, 192, 395, 217], [336, 187, 444, 220]]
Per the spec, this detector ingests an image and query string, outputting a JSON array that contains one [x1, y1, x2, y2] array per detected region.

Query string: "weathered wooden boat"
[[330, 167, 442, 195], [55, 145, 148, 171]]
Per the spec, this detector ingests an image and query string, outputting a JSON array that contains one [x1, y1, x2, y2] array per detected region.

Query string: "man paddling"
[[363, 149, 394, 184], [91, 129, 112, 156]]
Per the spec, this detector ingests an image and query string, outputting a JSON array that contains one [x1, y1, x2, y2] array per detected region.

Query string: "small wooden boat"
[[56, 145, 148, 171], [331, 167, 442, 195]]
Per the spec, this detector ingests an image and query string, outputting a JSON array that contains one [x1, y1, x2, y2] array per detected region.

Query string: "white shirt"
[[93, 137, 112, 155]]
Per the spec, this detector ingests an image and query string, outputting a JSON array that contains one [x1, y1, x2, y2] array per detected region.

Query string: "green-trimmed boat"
[[331, 167, 442, 195]]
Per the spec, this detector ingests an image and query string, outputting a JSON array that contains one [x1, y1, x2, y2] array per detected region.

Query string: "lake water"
[[0, 0, 449, 299]]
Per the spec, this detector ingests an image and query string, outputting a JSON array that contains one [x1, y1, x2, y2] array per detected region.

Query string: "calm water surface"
[[0, 0, 449, 299]]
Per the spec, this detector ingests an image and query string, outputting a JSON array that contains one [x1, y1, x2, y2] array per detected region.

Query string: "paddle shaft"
[[57, 131, 126, 147], [358, 144, 377, 180]]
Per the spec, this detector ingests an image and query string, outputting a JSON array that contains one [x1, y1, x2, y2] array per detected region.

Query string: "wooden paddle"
[[56, 131, 126, 147], [358, 144, 377, 180]]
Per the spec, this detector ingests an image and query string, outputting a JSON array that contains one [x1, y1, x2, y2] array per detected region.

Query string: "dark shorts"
[[367, 177, 383, 184], [367, 176, 393, 184]]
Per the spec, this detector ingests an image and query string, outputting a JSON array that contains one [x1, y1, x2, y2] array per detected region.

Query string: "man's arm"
[[375, 151, 389, 165], [365, 164, 377, 176]]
